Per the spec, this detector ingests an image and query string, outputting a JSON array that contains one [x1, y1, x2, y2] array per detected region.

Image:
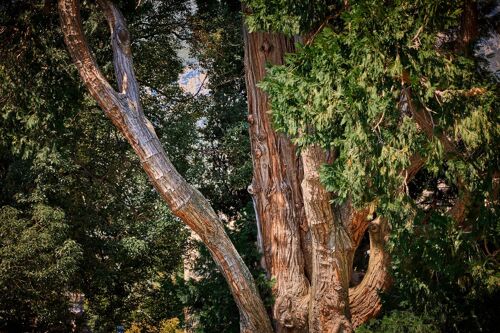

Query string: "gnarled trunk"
[[243, 28, 310, 332], [242, 22, 391, 332], [61, 0, 393, 330]]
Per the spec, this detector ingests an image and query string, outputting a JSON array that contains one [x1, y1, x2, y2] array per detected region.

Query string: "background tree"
[[0, 1, 191, 331]]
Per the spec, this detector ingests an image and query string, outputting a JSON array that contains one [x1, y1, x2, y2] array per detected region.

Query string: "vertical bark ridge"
[[301, 145, 353, 333], [58, 1, 273, 332], [243, 28, 310, 332]]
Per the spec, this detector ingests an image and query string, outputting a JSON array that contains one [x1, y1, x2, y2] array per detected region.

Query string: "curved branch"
[[58, 1, 272, 332], [349, 218, 391, 328]]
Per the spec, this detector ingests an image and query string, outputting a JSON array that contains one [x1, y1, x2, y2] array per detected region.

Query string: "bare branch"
[[58, 1, 273, 331]]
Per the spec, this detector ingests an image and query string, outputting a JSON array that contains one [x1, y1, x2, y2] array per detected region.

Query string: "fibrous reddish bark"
[[58, 1, 272, 332], [242, 21, 392, 332], [301, 145, 353, 333], [243, 28, 310, 332]]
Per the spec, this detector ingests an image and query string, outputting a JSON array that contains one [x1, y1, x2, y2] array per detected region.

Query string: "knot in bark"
[[117, 26, 130, 44], [115, 26, 131, 56], [260, 39, 273, 54], [247, 114, 254, 124]]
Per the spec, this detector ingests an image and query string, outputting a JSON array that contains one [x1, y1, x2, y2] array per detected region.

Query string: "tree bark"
[[349, 217, 391, 328], [58, 1, 272, 332], [301, 145, 353, 333], [243, 27, 310, 332]]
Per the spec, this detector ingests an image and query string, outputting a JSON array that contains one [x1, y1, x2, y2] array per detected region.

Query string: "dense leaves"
[[247, 0, 500, 331], [0, 1, 190, 331]]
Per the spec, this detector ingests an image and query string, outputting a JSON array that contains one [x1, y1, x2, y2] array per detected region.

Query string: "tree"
[[242, 22, 390, 333], [57, 0, 499, 332], [247, 0, 498, 332]]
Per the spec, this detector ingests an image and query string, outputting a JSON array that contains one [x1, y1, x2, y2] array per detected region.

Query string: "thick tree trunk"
[[242, 23, 392, 332], [243, 28, 310, 332], [58, 1, 272, 332], [301, 146, 353, 333]]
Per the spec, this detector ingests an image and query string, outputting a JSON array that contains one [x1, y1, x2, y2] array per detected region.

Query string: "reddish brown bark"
[[301, 145, 353, 333], [243, 28, 310, 332], [349, 218, 391, 328]]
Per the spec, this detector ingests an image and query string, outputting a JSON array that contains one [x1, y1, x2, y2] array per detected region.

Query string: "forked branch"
[[58, 1, 272, 332]]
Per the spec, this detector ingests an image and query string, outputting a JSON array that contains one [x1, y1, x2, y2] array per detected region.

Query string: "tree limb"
[[349, 217, 391, 328], [58, 1, 272, 331]]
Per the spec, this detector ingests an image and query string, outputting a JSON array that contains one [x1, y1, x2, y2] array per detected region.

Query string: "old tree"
[[58, 0, 498, 332]]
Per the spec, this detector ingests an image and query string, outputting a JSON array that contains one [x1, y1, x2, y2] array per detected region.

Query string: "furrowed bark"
[[341, 204, 391, 328], [58, 1, 272, 332], [301, 145, 353, 333], [243, 28, 310, 332], [459, 0, 478, 54], [349, 217, 391, 328]]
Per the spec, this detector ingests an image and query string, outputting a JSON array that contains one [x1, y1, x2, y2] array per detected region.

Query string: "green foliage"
[[243, 0, 339, 35], [259, 1, 499, 210], [0, 1, 191, 331], [253, 0, 499, 331], [384, 210, 500, 332], [356, 311, 439, 333], [0, 205, 81, 331]]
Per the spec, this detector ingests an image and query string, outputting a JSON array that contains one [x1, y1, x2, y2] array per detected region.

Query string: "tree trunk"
[[243, 28, 310, 332], [242, 23, 392, 332], [301, 146, 353, 333]]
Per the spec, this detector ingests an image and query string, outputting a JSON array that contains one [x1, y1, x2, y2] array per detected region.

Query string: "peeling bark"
[[301, 145, 353, 333], [58, 1, 272, 332], [243, 27, 310, 332]]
